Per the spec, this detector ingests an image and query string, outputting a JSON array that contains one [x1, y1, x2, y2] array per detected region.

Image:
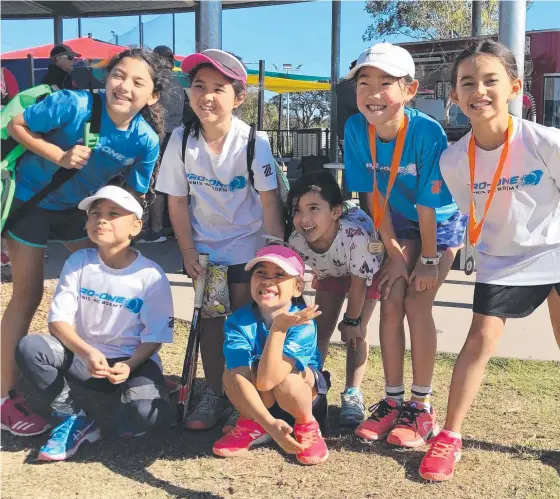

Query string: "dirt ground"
[[1, 279, 559, 499]]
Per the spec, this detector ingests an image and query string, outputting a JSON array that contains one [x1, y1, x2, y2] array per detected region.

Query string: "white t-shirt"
[[155, 117, 278, 265], [440, 117, 560, 285], [48, 249, 174, 367], [289, 207, 382, 286]]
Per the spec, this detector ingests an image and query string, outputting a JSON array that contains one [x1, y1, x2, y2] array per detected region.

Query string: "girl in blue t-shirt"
[[343, 43, 467, 448], [213, 245, 329, 465], [0, 48, 166, 437]]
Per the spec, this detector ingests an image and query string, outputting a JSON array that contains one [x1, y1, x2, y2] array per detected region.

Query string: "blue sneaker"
[[340, 387, 366, 426], [37, 415, 100, 462]]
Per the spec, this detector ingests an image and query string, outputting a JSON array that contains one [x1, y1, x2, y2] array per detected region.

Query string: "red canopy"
[[1, 37, 126, 60]]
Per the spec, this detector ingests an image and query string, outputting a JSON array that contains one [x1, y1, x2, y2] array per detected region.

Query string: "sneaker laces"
[[427, 440, 456, 459], [196, 390, 221, 414], [395, 403, 426, 431], [367, 399, 394, 421], [298, 427, 319, 448], [49, 415, 78, 443], [341, 393, 364, 412], [228, 424, 248, 439]]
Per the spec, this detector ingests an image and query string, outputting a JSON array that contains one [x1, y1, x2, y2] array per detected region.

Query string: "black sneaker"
[[137, 229, 167, 244]]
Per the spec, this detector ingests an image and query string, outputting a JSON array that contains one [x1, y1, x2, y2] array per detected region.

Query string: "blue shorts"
[[391, 210, 467, 251]]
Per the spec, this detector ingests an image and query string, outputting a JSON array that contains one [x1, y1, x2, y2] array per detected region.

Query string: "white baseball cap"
[[345, 43, 415, 80], [79, 185, 144, 219]]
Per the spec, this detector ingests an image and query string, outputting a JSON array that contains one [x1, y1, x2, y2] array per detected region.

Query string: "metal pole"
[[78, 18, 82, 38], [258, 60, 265, 130], [172, 14, 176, 54], [197, 0, 222, 51], [278, 94, 283, 156], [499, 0, 526, 117], [139, 15, 143, 47], [54, 16, 63, 44], [27, 54, 35, 87], [195, 2, 201, 51], [472, 0, 482, 36], [287, 93, 290, 133], [330, 0, 341, 162]]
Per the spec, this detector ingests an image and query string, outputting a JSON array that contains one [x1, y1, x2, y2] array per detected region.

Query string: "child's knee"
[[15, 334, 49, 368], [403, 288, 434, 318], [272, 373, 305, 399], [380, 292, 406, 321]]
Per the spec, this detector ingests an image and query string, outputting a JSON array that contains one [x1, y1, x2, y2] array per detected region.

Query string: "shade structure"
[[1, 37, 126, 60]]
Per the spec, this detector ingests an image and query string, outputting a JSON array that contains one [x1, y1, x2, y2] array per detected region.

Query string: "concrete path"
[[35, 240, 560, 362]]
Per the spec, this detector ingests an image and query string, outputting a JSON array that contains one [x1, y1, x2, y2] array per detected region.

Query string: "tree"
[[237, 89, 279, 130], [363, 0, 503, 41], [270, 91, 330, 129]]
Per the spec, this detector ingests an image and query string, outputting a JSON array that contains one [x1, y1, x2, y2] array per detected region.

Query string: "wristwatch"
[[421, 253, 442, 266], [343, 314, 361, 326]]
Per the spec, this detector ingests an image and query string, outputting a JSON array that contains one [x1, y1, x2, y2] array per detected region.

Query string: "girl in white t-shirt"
[[288, 173, 382, 427], [419, 40, 560, 482], [155, 50, 284, 432]]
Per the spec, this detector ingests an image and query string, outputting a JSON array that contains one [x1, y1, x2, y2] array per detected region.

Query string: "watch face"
[[465, 256, 475, 275]]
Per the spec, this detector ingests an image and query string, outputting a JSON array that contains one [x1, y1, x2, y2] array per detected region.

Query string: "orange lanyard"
[[468, 116, 513, 246], [368, 116, 409, 230]]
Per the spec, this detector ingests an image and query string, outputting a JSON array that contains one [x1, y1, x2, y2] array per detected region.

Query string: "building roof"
[[0, 0, 311, 20]]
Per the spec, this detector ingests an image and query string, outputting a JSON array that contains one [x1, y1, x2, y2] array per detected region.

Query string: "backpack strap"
[[181, 121, 194, 164], [3, 92, 102, 234], [247, 124, 257, 190]]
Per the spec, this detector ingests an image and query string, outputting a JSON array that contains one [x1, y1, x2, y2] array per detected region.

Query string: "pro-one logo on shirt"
[[474, 169, 544, 193], [366, 162, 417, 176], [79, 288, 143, 313], [186, 173, 247, 193], [76, 139, 135, 167]]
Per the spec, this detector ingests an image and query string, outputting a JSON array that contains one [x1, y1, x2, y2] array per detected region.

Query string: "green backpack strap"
[[2, 92, 102, 234]]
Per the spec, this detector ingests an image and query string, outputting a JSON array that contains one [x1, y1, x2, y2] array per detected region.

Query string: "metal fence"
[[264, 128, 330, 159]]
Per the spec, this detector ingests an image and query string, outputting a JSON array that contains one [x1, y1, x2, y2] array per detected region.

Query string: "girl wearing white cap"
[[343, 43, 467, 448], [155, 49, 284, 432]]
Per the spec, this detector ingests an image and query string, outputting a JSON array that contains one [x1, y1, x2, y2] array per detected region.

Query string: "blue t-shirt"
[[15, 90, 160, 210], [223, 303, 321, 372], [344, 107, 458, 223]]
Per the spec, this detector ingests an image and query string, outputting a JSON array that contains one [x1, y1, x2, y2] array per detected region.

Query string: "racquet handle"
[[193, 253, 209, 309]]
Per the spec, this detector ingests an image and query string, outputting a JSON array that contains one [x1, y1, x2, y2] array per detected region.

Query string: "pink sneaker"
[[387, 401, 439, 448], [294, 420, 329, 465], [1, 250, 10, 267], [354, 398, 400, 441], [419, 430, 462, 481], [1, 392, 51, 437], [213, 418, 270, 457]]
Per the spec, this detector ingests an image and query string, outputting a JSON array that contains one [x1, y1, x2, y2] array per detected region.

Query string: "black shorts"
[[473, 282, 560, 318], [268, 369, 331, 426], [5, 198, 88, 248]]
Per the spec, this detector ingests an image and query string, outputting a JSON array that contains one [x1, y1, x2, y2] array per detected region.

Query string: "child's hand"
[[409, 259, 439, 292], [265, 419, 305, 454], [271, 305, 321, 332], [337, 322, 364, 350], [183, 248, 204, 280], [58, 145, 91, 170], [379, 256, 409, 300], [82, 348, 110, 378], [107, 362, 131, 385]]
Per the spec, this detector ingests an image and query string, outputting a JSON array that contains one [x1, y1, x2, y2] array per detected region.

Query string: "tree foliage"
[[363, 0, 504, 41], [270, 91, 331, 129], [237, 89, 279, 130]]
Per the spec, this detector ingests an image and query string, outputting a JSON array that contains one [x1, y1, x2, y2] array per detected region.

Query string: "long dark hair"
[[105, 48, 169, 203], [450, 40, 519, 89], [185, 61, 246, 140], [286, 172, 344, 235]]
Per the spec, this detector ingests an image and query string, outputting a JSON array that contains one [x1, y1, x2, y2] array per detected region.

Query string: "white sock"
[[442, 429, 462, 439], [385, 384, 405, 405]]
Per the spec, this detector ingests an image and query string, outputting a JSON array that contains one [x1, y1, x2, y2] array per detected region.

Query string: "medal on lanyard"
[[465, 116, 513, 275], [367, 116, 409, 255]]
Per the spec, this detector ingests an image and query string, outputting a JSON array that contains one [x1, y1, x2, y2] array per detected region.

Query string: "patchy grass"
[[1, 282, 559, 499]]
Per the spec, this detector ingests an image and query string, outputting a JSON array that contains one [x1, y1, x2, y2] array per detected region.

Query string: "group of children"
[[0, 40, 558, 482]]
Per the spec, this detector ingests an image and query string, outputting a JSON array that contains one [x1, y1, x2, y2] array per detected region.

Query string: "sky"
[[2, 0, 560, 80]]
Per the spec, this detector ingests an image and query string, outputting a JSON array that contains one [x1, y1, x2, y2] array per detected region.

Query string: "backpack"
[[181, 122, 292, 240], [1, 89, 102, 233]]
